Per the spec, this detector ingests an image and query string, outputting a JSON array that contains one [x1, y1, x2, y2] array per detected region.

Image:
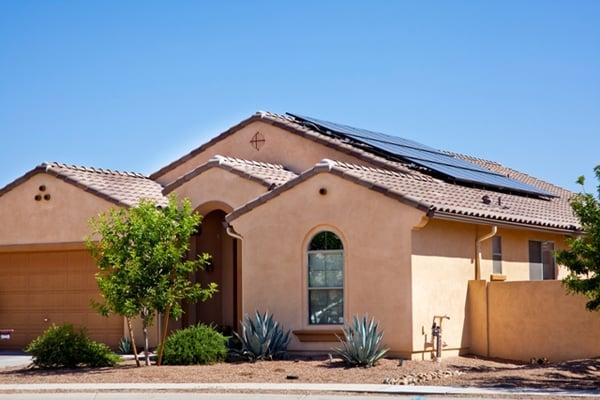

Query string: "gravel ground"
[[0, 355, 598, 392]]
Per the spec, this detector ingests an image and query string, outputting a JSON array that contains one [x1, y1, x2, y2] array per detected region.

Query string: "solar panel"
[[287, 113, 553, 197]]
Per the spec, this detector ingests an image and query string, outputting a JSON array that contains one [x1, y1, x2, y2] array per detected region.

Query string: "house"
[[0, 111, 581, 359]]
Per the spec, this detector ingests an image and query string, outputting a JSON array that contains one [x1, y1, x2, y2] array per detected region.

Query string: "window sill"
[[293, 329, 343, 342], [490, 274, 506, 282]]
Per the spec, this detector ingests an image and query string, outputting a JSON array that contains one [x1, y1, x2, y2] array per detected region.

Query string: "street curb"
[[0, 383, 598, 397]]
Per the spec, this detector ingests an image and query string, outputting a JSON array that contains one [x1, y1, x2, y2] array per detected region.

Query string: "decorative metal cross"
[[250, 131, 265, 151]]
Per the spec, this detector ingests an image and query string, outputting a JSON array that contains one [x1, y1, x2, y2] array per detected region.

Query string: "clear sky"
[[1, 1, 598, 191]]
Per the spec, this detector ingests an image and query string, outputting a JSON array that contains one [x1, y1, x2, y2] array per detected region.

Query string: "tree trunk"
[[156, 303, 172, 366], [142, 323, 150, 366], [126, 317, 140, 368], [142, 311, 150, 366]]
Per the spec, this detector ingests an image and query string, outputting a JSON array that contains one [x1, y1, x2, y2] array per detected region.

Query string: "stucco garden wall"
[[410, 221, 568, 360], [231, 172, 425, 356], [468, 280, 600, 362]]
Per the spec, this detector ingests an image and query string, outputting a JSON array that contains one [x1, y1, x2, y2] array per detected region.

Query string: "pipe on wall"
[[475, 225, 497, 280]]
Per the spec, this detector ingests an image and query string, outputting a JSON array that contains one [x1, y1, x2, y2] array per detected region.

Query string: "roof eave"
[[162, 157, 275, 195], [432, 210, 581, 234], [225, 162, 433, 224]]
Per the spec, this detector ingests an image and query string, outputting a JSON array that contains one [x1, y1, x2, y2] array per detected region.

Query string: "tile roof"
[[163, 155, 298, 194], [150, 111, 420, 181], [0, 162, 167, 207], [227, 159, 580, 232]]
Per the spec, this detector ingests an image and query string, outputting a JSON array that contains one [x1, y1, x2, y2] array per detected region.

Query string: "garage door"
[[0, 250, 123, 349]]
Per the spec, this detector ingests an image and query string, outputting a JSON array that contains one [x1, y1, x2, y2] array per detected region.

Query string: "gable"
[[0, 172, 116, 246], [230, 171, 426, 236], [166, 167, 268, 213], [153, 118, 370, 186]]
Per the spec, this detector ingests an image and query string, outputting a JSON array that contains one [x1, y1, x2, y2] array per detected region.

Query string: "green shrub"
[[231, 311, 290, 362], [161, 324, 228, 365], [26, 324, 119, 369], [333, 315, 388, 368]]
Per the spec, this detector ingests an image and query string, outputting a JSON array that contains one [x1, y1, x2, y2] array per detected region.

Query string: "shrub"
[[26, 324, 119, 369], [118, 336, 132, 354], [333, 315, 388, 368], [161, 324, 228, 365], [232, 311, 290, 361]]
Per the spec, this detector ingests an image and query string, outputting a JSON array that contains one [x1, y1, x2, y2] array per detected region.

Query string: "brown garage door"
[[0, 249, 122, 349]]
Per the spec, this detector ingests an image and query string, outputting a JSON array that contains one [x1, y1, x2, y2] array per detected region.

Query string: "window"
[[492, 236, 502, 274], [307, 231, 344, 325], [529, 240, 555, 280]]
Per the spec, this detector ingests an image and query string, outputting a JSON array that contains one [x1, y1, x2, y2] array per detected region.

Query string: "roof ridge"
[[444, 151, 501, 166], [324, 159, 436, 182], [211, 155, 287, 170], [43, 161, 149, 179]]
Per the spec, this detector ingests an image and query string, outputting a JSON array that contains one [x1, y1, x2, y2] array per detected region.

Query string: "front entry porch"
[[181, 208, 241, 334]]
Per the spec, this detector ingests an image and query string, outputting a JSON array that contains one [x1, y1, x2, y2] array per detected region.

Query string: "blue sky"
[[1, 1, 598, 191]]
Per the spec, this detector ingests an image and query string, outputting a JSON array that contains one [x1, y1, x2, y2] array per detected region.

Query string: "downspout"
[[225, 223, 243, 331], [475, 226, 497, 280], [225, 224, 243, 241]]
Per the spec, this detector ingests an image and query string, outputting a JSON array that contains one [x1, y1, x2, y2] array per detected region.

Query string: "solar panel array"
[[287, 113, 552, 197]]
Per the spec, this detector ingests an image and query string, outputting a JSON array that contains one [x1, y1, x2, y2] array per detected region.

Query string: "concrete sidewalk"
[[0, 382, 598, 397], [0, 351, 31, 368]]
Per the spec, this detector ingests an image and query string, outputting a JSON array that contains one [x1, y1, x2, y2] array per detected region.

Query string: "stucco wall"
[[231, 172, 425, 355], [468, 280, 600, 362], [478, 227, 568, 281], [411, 220, 477, 359], [0, 173, 115, 246], [168, 167, 267, 213], [411, 220, 568, 360], [155, 120, 370, 185]]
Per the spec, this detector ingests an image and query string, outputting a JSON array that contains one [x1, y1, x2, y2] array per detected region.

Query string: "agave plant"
[[232, 311, 291, 361], [118, 336, 132, 354], [333, 315, 388, 367]]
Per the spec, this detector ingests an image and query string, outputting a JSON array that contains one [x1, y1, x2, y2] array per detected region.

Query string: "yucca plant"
[[333, 315, 388, 367], [118, 336, 132, 354], [232, 311, 290, 361]]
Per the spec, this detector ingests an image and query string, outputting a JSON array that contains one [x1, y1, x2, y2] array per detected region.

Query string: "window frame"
[[528, 240, 556, 280], [492, 236, 502, 275], [305, 230, 345, 326]]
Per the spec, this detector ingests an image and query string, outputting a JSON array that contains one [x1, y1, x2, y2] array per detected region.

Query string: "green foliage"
[[86, 195, 217, 364], [232, 311, 290, 361], [26, 324, 119, 369], [333, 315, 388, 368], [118, 336, 132, 354], [160, 324, 228, 365], [557, 166, 600, 311]]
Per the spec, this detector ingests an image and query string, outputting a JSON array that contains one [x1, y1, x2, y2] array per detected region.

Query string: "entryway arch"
[[182, 202, 240, 334]]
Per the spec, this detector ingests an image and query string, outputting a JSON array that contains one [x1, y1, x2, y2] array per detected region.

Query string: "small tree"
[[556, 166, 600, 311], [87, 195, 217, 366]]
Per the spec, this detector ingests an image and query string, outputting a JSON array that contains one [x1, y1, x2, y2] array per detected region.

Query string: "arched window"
[[307, 231, 344, 325]]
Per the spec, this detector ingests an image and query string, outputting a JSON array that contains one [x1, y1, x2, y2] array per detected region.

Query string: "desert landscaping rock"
[[383, 369, 463, 385]]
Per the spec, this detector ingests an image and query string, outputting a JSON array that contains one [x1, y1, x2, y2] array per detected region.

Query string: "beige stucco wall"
[[155, 120, 370, 185], [168, 167, 267, 213], [478, 227, 568, 281], [411, 219, 477, 359], [0, 173, 115, 246], [468, 280, 600, 362], [231, 172, 425, 355], [410, 220, 568, 360]]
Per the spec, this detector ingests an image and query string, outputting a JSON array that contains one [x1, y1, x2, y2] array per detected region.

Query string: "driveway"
[[0, 351, 31, 368]]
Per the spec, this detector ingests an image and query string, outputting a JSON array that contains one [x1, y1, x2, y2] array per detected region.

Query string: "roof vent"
[[482, 195, 491, 205]]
